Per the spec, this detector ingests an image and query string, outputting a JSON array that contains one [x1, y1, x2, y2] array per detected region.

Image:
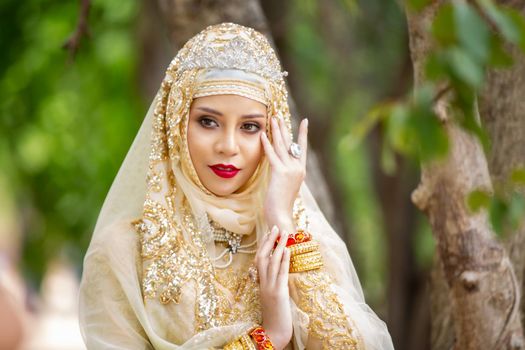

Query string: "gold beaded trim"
[[289, 250, 324, 273], [194, 79, 268, 105], [224, 339, 244, 350], [239, 334, 257, 350], [289, 240, 319, 257]]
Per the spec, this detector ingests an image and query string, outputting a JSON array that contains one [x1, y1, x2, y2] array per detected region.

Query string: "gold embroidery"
[[134, 200, 219, 331], [294, 271, 364, 350], [214, 263, 262, 326], [146, 168, 162, 192]]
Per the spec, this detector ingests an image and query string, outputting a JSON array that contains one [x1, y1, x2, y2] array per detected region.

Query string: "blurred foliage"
[[348, 0, 525, 237], [0, 0, 436, 311], [0, 0, 144, 286], [468, 168, 525, 236], [286, 0, 433, 307]]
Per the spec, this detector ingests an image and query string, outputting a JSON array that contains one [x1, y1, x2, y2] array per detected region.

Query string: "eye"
[[241, 122, 261, 133], [198, 116, 219, 128]]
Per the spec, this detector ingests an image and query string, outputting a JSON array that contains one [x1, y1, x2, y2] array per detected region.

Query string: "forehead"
[[191, 94, 267, 115]]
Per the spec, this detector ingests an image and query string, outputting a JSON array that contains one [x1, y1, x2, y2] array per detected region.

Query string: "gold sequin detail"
[[294, 271, 364, 349], [134, 201, 219, 331], [214, 264, 262, 327], [146, 167, 162, 192]]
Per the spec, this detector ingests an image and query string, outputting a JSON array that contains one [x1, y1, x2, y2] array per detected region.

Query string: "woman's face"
[[187, 94, 267, 196]]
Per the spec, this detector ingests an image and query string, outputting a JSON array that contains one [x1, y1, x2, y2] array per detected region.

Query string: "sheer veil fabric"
[[79, 23, 394, 349]]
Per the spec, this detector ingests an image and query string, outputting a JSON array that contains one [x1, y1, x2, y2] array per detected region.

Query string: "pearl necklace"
[[210, 220, 257, 268]]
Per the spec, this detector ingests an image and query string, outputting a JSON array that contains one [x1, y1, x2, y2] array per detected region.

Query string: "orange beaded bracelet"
[[274, 229, 312, 248], [249, 326, 275, 350]]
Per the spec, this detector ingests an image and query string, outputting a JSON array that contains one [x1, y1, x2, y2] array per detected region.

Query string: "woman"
[[79, 23, 394, 349]]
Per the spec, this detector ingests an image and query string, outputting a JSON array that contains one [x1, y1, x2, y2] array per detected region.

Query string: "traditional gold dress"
[[79, 23, 394, 350]]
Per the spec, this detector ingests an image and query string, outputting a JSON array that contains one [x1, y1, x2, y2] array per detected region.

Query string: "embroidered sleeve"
[[290, 270, 364, 350]]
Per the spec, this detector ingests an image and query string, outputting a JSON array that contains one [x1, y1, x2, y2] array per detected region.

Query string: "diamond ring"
[[288, 142, 302, 159]]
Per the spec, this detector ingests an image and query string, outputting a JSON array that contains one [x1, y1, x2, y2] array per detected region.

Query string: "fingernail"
[[305, 118, 309, 126], [271, 225, 278, 234]]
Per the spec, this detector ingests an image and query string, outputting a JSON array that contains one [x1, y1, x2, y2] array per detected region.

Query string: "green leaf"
[[489, 196, 507, 236], [447, 47, 485, 88], [342, 103, 392, 150], [511, 168, 525, 185], [508, 192, 525, 230], [425, 52, 448, 81], [405, 0, 432, 12], [381, 136, 397, 175], [410, 84, 449, 161], [504, 8, 525, 53], [488, 36, 514, 67], [432, 4, 456, 46], [467, 189, 491, 212], [454, 2, 491, 64], [478, 0, 521, 44], [385, 104, 415, 156]]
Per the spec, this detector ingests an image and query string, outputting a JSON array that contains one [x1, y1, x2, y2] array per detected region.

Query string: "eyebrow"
[[196, 106, 266, 119]]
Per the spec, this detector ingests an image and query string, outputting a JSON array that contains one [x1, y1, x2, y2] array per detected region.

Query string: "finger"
[[271, 118, 289, 160], [277, 247, 290, 287], [268, 228, 289, 282], [255, 231, 272, 283], [257, 226, 280, 269], [261, 132, 283, 168], [279, 118, 292, 149], [297, 118, 308, 167]]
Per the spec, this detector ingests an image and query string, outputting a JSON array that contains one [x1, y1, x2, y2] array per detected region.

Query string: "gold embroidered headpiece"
[[193, 69, 269, 106], [172, 23, 287, 83]]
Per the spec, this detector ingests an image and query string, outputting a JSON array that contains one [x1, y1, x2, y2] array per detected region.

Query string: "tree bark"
[[152, 0, 338, 229], [406, 2, 524, 349], [478, 0, 525, 333]]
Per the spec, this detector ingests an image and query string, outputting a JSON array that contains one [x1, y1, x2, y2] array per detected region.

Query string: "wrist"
[[266, 213, 294, 234], [261, 327, 287, 350]]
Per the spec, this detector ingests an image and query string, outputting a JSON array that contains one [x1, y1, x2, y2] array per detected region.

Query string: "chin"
[[206, 184, 240, 197], [210, 188, 237, 197]]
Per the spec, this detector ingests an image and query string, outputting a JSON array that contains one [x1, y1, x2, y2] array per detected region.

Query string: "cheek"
[[244, 137, 264, 168], [187, 123, 207, 165]]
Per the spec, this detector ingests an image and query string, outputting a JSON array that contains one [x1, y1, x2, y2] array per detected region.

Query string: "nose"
[[215, 128, 239, 156]]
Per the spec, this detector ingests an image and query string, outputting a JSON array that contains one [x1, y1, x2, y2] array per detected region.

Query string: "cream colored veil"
[[79, 23, 393, 350]]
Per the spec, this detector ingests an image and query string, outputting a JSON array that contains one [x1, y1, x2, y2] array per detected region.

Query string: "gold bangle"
[[288, 240, 319, 257], [289, 250, 324, 273], [239, 334, 257, 350], [224, 339, 244, 350], [290, 249, 322, 263]]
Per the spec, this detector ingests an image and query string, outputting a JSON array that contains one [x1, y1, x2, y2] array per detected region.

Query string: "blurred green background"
[[0, 0, 435, 348]]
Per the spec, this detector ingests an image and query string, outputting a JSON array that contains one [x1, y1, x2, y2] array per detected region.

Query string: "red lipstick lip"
[[209, 164, 240, 179]]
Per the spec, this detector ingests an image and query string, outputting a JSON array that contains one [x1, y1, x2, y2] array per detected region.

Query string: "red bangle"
[[249, 326, 275, 350], [274, 229, 312, 248]]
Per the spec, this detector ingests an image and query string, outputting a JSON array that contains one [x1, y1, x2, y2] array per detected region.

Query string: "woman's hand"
[[255, 225, 293, 350], [261, 117, 308, 233]]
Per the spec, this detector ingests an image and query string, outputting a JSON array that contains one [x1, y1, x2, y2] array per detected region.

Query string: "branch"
[[62, 0, 91, 60]]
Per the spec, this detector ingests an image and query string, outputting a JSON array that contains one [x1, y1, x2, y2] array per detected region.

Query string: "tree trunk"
[[151, 0, 338, 229], [478, 0, 525, 334], [406, 1, 524, 349]]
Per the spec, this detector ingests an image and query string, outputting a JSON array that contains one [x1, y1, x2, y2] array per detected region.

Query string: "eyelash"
[[198, 116, 261, 133]]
